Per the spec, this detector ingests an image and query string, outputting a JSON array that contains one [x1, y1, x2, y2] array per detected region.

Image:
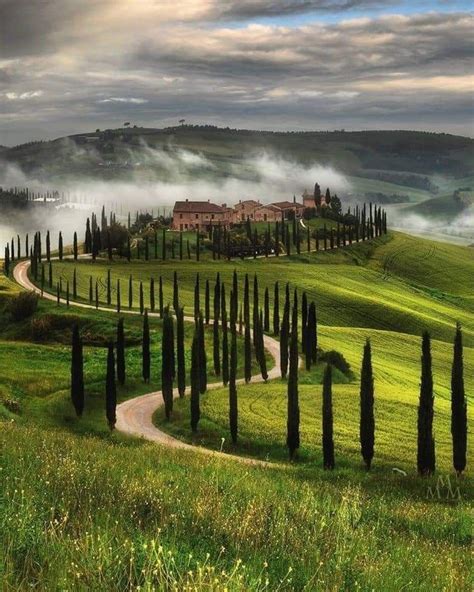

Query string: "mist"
[[0, 144, 349, 249]]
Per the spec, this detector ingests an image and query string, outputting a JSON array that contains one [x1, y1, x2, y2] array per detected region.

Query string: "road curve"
[[13, 259, 283, 466]]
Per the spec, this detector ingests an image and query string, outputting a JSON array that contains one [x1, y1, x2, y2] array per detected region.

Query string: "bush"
[[9, 292, 38, 321], [30, 316, 54, 341], [319, 349, 353, 377]]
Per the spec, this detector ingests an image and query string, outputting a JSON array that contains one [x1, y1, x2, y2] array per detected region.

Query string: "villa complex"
[[172, 186, 329, 230]]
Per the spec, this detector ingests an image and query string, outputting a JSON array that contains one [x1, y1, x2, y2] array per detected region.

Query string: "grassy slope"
[[1, 232, 473, 590], [44, 232, 474, 345]]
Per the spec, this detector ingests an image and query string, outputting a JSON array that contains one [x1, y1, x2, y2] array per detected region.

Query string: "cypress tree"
[[253, 274, 259, 343], [322, 364, 335, 469], [161, 307, 174, 418], [71, 324, 84, 417], [73, 268, 77, 300], [360, 339, 375, 470], [190, 327, 200, 432], [213, 273, 221, 376], [142, 309, 150, 383], [58, 231, 64, 261], [46, 230, 51, 261], [126, 236, 131, 262], [116, 318, 126, 385], [107, 231, 112, 261], [306, 301, 317, 369], [173, 271, 179, 315], [417, 331, 435, 476], [222, 286, 229, 386], [451, 323, 467, 475], [40, 264, 45, 295], [194, 273, 200, 321], [95, 281, 99, 310], [205, 279, 210, 325], [159, 276, 164, 318], [162, 228, 166, 260], [150, 277, 155, 312], [231, 270, 238, 323], [128, 275, 133, 308], [198, 313, 207, 393], [73, 232, 78, 260], [89, 276, 93, 304], [257, 310, 268, 381], [273, 281, 280, 336], [139, 281, 144, 315], [264, 287, 270, 333], [286, 292, 300, 459], [105, 342, 117, 430], [176, 307, 186, 398], [48, 261, 53, 289], [66, 280, 70, 307], [229, 315, 238, 443], [301, 292, 308, 354], [4, 245, 10, 276], [280, 284, 290, 378], [116, 279, 121, 313]]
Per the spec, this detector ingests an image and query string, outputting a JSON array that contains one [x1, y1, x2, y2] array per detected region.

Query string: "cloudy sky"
[[0, 0, 473, 145]]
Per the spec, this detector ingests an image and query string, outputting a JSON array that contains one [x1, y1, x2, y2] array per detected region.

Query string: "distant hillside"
[[2, 126, 473, 208]]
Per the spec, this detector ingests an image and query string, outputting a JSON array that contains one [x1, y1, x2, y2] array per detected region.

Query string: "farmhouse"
[[270, 200, 305, 219], [233, 199, 261, 222], [172, 199, 229, 230]]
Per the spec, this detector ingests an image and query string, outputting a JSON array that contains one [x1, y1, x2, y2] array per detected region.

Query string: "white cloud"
[[99, 97, 149, 104], [5, 90, 43, 100]]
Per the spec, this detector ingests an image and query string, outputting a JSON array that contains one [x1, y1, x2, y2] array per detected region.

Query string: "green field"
[[1, 230, 472, 590]]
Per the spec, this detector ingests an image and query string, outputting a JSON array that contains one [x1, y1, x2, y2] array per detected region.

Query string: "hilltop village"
[[172, 185, 333, 231]]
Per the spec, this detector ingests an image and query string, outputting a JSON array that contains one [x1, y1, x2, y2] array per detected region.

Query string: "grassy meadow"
[[1, 230, 472, 590]]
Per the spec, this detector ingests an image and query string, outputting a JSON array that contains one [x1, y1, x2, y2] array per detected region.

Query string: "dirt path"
[[13, 259, 284, 467]]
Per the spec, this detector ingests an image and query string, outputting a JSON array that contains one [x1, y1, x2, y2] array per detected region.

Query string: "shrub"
[[319, 349, 353, 377], [30, 316, 54, 341], [9, 292, 38, 321]]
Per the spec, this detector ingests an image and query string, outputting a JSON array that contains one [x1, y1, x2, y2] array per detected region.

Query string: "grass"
[[41, 232, 474, 346], [1, 231, 472, 590]]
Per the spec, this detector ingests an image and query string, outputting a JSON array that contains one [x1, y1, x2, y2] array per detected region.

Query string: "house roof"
[[255, 204, 282, 212], [235, 199, 260, 207], [271, 201, 304, 209], [173, 200, 223, 213]]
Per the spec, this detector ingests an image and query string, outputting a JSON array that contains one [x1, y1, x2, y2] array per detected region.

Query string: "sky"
[[0, 0, 473, 145]]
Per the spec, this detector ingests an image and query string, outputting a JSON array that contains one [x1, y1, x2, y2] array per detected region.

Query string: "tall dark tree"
[[142, 309, 150, 383], [176, 307, 186, 398], [264, 287, 270, 333], [359, 339, 375, 470], [159, 276, 164, 318], [253, 274, 259, 344], [116, 318, 126, 386], [273, 281, 280, 336], [286, 292, 300, 460], [190, 328, 200, 432], [417, 331, 435, 476], [46, 230, 51, 261], [105, 342, 117, 430], [221, 286, 229, 386], [205, 279, 210, 325], [116, 279, 121, 313], [213, 273, 221, 376], [161, 307, 175, 419], [162, 228, 166, 260], [451, 323, 467, 475], [301, 292, 308, 354], [256, 310, 268, 381], [139, 281, 144, 315], [150, 277, 155, 312], [194, 273, 200, 321], [128, 274, 133, 309], [305, 302, 317, 370], [58, 231, 63, 261], [322, 364, 335, 469], [229, 316, 238, 443], [71, 325, 84, 417], [198, 313, 207, 394], [280, 284, 290, 378], [73, 232, 78, 261]]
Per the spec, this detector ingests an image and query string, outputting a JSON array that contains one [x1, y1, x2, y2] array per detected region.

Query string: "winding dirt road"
[[13, 259, 283, 466]]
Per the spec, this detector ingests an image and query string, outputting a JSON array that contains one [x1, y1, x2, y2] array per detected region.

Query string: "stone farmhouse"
[[172, 193, 311, 231]]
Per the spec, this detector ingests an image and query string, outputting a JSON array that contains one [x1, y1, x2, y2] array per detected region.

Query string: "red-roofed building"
[[172, 199, 229, 230]]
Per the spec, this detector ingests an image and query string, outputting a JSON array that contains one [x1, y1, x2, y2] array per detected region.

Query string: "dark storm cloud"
[[0, 2, 472, 144]]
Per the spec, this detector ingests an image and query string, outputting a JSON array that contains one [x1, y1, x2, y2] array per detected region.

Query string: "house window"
[[180, 213, 183, 219], [195, 214, 199, 219], [211, 214, 215, 220], [264, 214, 267, 222], [185, 224, 188, 229]]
